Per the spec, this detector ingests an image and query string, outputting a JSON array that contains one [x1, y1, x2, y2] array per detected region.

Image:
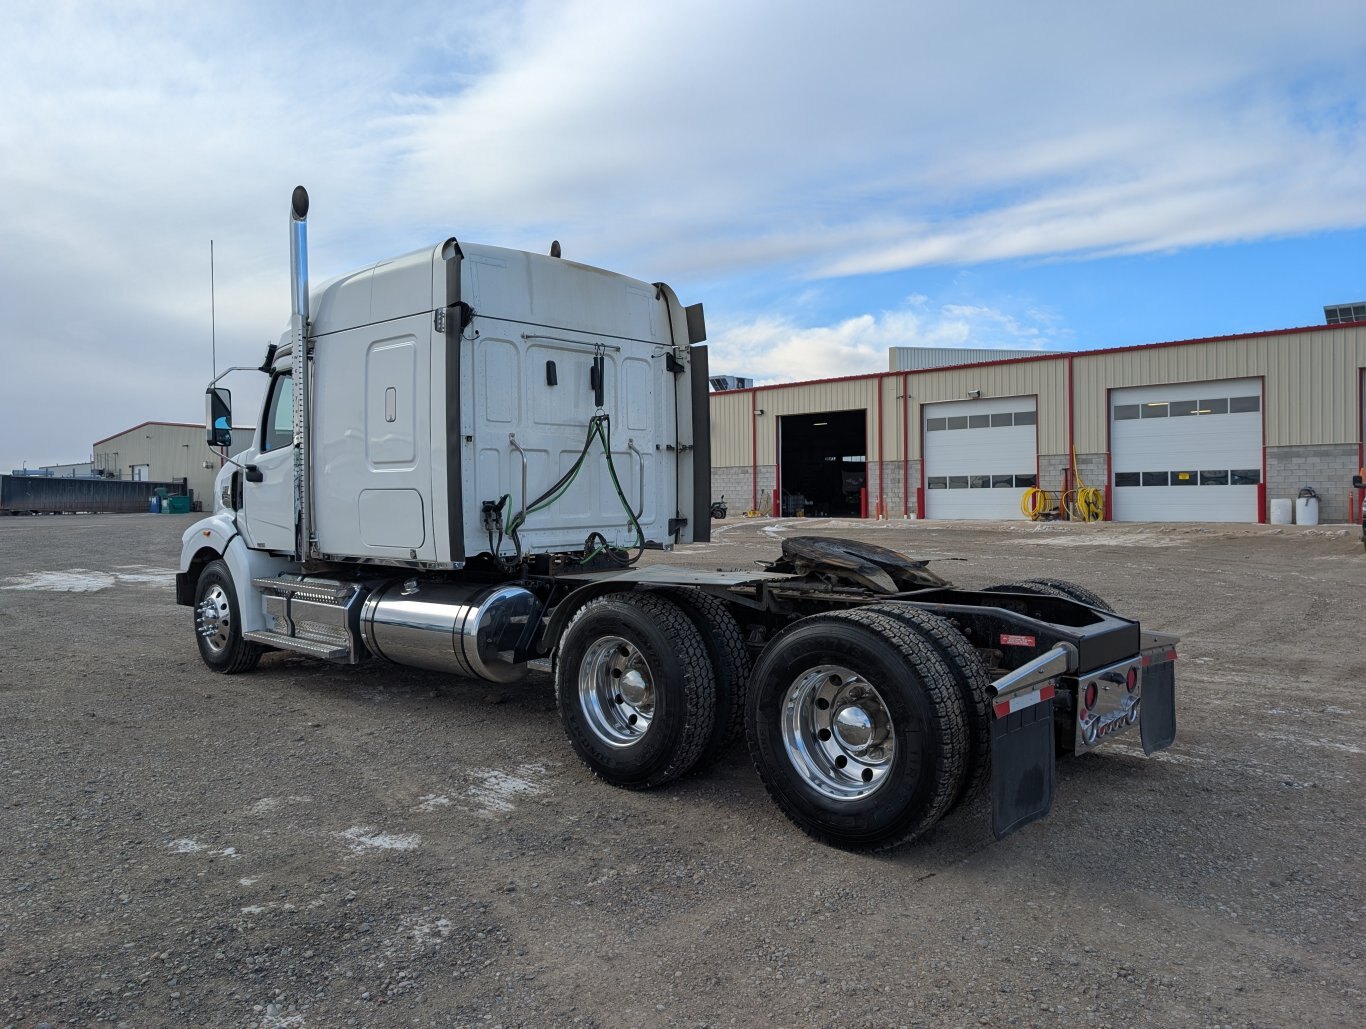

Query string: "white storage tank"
[[1294, 487, 1320, 526], [1269, 499, 1293, 525]]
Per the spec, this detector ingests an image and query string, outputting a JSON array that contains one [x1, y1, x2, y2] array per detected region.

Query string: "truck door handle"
[[244, 465, 264, 483]]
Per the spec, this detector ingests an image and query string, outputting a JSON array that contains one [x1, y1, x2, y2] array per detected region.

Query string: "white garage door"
[[1111, 378, 1262, 523], [924, 396, 1037, 519]]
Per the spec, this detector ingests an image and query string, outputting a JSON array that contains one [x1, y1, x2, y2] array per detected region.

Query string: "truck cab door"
[[241, 371, 298, 553]]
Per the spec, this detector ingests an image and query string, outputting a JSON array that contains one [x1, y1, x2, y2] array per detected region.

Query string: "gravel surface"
[[1, 513, 1363, 1027]]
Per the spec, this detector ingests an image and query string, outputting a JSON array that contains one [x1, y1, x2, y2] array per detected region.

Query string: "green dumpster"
[[166, 495, 192, 514]]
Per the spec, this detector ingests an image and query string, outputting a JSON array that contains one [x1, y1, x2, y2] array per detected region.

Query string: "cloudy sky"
[[2, 0, 1363, 471]]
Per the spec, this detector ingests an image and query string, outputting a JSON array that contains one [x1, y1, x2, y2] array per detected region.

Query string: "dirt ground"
[[0, 513, 1363, 1028]]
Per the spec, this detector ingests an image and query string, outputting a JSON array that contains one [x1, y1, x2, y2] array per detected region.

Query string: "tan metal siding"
[[904, 358, 1068, 457], [1072, 326, 1366, 450], [753, 379, 881, 465], [709, 392, 753, 468]]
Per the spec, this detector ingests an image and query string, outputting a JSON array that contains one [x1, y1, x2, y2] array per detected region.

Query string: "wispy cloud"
[[0, 1, 1362, 468]]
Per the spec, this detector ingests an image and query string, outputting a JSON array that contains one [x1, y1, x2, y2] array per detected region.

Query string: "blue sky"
[[1, 0, 1363, 471]]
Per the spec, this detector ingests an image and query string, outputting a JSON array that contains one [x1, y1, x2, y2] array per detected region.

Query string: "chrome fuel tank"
[[360, 580, 541, 683]]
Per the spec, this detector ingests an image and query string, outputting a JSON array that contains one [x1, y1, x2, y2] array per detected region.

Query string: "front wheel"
[[745, 608, 968, 851], [193, 560, 263, 673]]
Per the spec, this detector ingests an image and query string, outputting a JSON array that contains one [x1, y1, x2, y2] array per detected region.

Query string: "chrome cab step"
[[250, 574, 368, 664], [243, 630, 351, 661]]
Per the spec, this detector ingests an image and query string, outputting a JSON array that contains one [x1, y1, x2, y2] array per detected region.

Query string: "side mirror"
[[206, 387, 232, 447], [1353, 475, 1364, 489]]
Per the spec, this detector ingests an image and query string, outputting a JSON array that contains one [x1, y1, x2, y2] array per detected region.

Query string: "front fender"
[[176, 513, 292, 633]]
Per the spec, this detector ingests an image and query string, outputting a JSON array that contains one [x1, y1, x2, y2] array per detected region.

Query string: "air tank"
[[361, 580, 542, 683]]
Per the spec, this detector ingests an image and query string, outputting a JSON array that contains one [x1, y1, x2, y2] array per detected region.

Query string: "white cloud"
[[0, 1, 1362, 469], [708, 297, 1069, 384]]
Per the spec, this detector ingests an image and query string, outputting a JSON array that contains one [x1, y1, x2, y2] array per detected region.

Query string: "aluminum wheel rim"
[[196, 584, 232, 654], [579, 635, 655, 747], [782, 664, 895, 801]]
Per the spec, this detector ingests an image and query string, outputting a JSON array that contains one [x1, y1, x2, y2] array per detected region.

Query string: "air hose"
[[1065, 448, 1105, 522], [1020, 486, 1052, 520]]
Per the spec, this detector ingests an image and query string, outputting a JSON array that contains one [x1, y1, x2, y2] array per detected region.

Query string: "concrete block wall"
[[1267, 444, 1362, 523], [710, 465, 753, 508], [869, 460, 910, 518], [1039, 455, 1067, 501]]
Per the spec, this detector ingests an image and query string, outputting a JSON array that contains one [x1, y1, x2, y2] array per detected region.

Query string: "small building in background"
[[91, 421, 256, 507]]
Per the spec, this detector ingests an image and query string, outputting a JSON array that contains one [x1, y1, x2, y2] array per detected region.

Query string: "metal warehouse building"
[[92, 421, 257, 507], [710, 322, 1366, 524]]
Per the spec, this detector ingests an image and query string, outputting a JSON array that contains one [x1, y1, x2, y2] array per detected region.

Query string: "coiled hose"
[[1065, 448, 1105, 522], [1021, 486, 1052, 520]]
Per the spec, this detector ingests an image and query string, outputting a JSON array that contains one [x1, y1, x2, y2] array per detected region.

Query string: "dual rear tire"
[[556, 592, 987, 851]]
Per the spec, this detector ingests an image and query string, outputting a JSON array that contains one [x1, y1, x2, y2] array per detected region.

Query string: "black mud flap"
[[990, 695, 1056, 839], [1141, 659, 1177, 754]]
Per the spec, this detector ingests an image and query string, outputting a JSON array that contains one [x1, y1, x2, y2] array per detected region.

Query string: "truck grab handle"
[[990, 643, 1077, 704]]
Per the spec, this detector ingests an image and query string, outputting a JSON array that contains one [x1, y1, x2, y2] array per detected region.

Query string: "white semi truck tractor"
[[177, 188, 1179, 850]]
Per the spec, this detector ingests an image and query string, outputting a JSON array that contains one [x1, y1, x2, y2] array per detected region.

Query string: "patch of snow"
[[337, 826, 421, 854], [410, 794, 451, 813], [3, 569, 116, 592], [167, 838, 205, 853], [466, 764, 548, 813]]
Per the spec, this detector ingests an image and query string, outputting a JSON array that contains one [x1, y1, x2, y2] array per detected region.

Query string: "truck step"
[[243, 630, 352, 662]]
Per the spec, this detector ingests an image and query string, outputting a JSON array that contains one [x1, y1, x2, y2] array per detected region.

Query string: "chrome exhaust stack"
[[289, 186, 314, 559]]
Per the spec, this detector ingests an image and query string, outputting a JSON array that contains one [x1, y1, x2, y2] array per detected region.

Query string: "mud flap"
[[1140, 659, 1177, 754], [990, 694, 1056, 839]]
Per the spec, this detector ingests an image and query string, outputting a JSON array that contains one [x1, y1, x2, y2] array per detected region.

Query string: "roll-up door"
[[1110, 378, 1262, 522], [924, 396, 1037, 519]]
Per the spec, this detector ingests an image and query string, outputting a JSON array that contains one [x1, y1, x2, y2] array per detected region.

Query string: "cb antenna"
[[210, 239, 217, 378]]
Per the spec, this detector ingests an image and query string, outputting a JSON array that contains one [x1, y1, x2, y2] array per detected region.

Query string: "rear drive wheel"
[[860, 604, 991, 808], [556, 593, 717, 789], [745, 608, 968, 851], [986, 578, 1113, 612], [193, 560, 263, 674], [660, 588, 751, 767]]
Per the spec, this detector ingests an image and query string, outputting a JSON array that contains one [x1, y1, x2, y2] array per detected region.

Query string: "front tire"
[[745, 608, 968, 851], [556, 593, 717, 790], [193, 560, 263, 674]]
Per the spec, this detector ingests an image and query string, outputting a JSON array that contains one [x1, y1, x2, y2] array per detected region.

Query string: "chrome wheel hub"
[[782, 665, 894, 801], [196, 584, 232, 654], [579, 635, 655, 747]]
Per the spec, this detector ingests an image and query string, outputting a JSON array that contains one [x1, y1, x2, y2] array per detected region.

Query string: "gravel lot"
[[1, 513, 1363, 1028]]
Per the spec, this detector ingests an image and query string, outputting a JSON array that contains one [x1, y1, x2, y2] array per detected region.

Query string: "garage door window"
[[1172, 471, 1197, 485], [1229, 396, 1260, 414], [1199, 470, 1228, 485], [1114, 404, 1140, 420], [1230, 469, 1261, 485], [1141, 404, 1169, 419], [1142, 471, 1169, 486]]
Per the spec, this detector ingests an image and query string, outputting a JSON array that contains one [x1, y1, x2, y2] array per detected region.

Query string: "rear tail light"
[[1126, 667, 1138, 692], [1084, 682, 1098, 709]]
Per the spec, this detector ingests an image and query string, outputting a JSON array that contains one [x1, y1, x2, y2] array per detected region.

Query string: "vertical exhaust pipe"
[[290, 186, 310, 323], [289, 186, 313, 559]]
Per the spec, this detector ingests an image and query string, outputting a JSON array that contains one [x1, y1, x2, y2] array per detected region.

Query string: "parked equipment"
[[176, 188, 1179, 850]]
